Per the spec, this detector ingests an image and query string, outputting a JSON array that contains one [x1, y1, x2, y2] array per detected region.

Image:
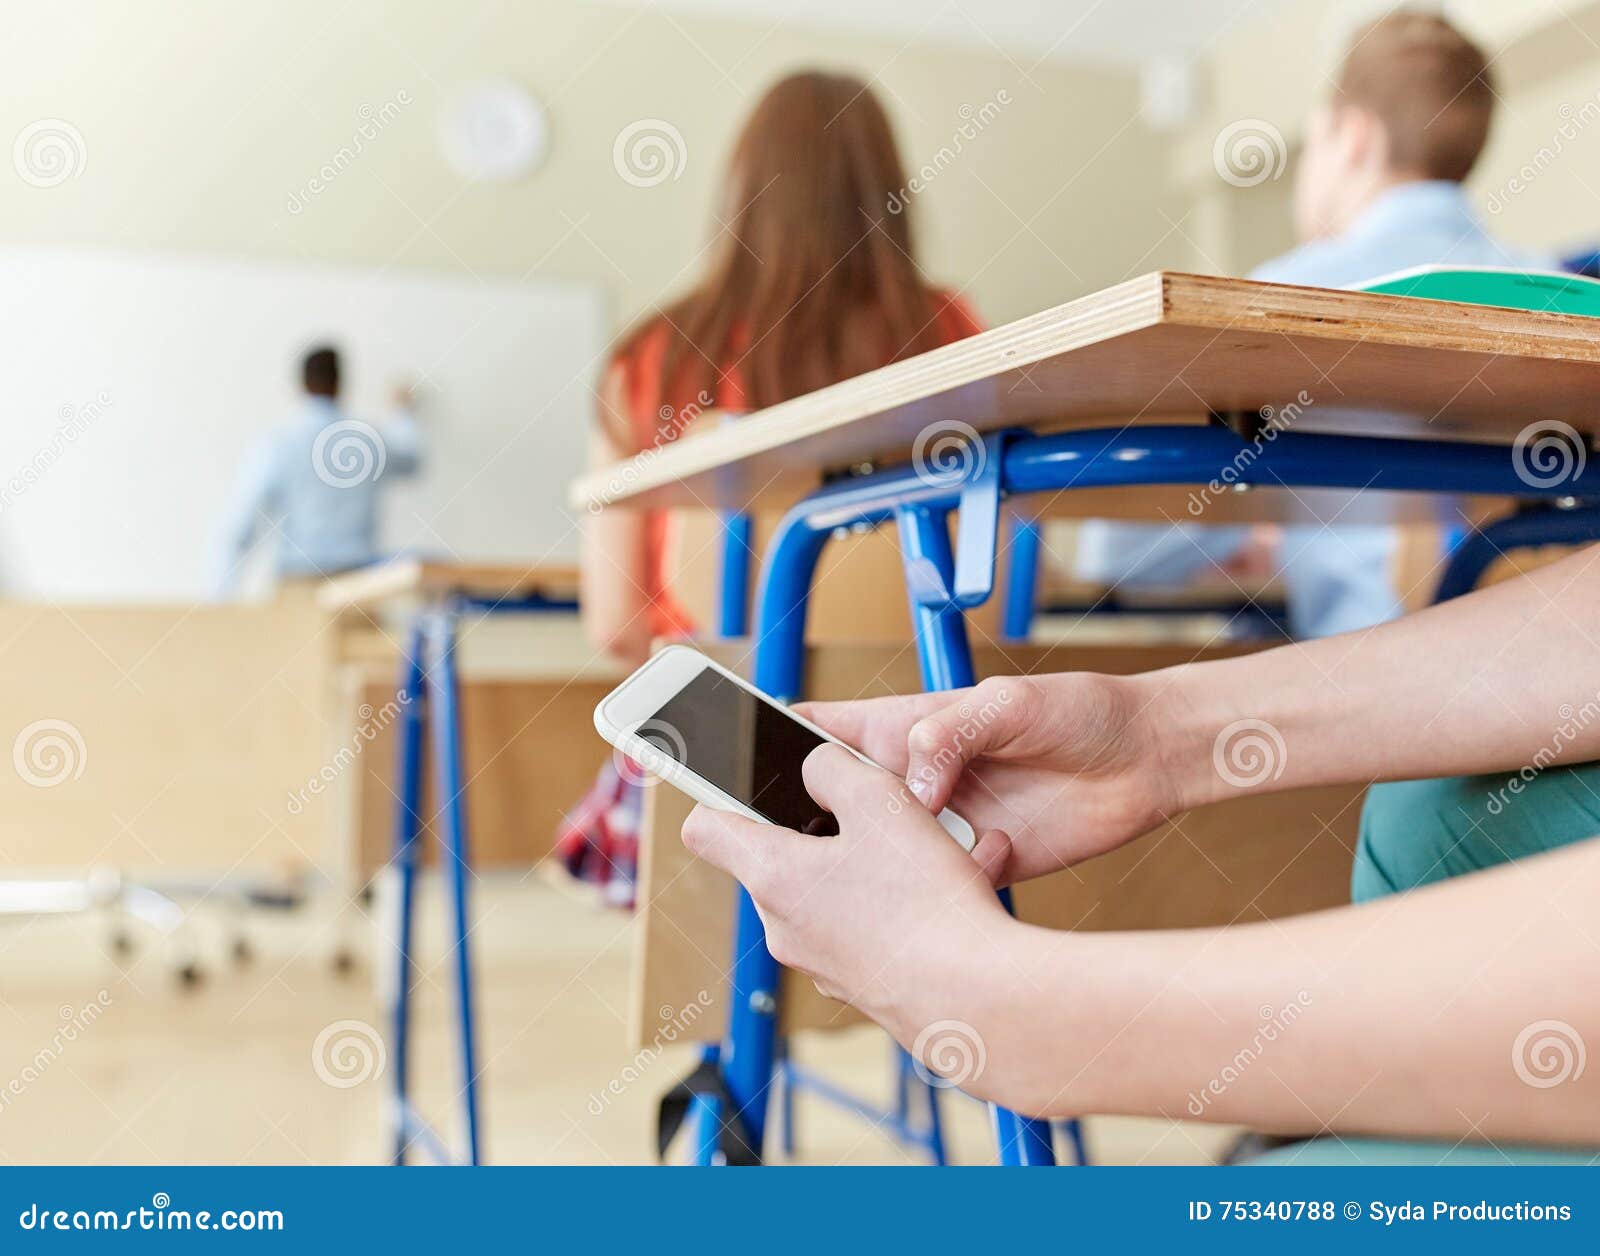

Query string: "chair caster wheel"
[[331, 948, 356, 976], [110, 930, 134, 957], [176, 962, 203, 989], [231, 937, 253, 965]]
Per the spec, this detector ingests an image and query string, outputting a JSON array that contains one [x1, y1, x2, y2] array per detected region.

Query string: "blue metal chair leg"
[[718, 511, 753, 638], [897, 503, 1057, 1167], [651, 511, 761, 1166], [921, 1064, 948, 1167], [778, 1046, 797, 1159], [691, 1093, 724, 1166], [424, 606, 483, 1166], [895, 1045, 947, 1165], [1056, 1117, 1090, 1165], [389, 621, 428, 1167], [1002, 515, 1041, 643], [717, 516, 832, 1160], [1433, 501, 1600, 603]]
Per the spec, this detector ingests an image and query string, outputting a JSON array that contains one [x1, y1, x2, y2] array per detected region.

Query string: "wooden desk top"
[[317, 560, 580, 612], [571, 271, 1600, 520]]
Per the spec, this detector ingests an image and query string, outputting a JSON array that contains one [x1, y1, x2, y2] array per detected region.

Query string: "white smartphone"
[[592, 645, 976, 851]]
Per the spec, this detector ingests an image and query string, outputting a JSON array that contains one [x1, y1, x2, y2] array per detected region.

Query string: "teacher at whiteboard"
[[213, 345, 422, 597]]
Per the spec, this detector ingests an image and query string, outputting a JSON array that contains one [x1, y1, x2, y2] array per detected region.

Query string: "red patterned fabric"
[[553, 756, 643, 909]]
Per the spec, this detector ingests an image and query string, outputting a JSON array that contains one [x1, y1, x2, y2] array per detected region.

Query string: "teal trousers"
[[1254, 765, 1600, 1166]]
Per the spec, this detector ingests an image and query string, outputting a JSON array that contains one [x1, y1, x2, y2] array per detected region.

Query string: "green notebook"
[[1356, 264, 1600, 318]]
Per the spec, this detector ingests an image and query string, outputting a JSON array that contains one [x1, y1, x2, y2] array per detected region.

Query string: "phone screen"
[[639, 666, 840, 835]]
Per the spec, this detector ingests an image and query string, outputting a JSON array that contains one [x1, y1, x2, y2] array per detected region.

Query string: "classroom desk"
[[318, 559, 580, 616], [571, 270, 1599, 522], [576, 271, 1600, 1168], [317, 559, 582, 1168], [320, 562, 603, 880]]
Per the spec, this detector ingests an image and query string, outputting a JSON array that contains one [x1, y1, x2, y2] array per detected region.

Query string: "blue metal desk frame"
[[687, 421, 1600, 1167], [388, 586, 578, 1167], [714, 513, 958, 1165]]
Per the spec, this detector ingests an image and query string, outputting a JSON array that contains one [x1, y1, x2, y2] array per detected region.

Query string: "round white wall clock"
[[438, 79, 549, 181]]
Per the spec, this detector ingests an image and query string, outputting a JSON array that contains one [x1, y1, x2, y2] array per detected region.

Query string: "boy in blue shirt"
[[1076, 11, 1550, 638], [215, 346, 422, 596]]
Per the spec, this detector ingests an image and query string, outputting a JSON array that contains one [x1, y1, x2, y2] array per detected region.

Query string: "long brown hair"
[[610, 70, 952, 450]]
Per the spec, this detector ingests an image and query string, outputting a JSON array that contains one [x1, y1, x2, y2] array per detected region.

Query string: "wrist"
[[887, 905, 1029, 1067], [940, 921, 1090, 1118], [1123, 664, 1246, 812]]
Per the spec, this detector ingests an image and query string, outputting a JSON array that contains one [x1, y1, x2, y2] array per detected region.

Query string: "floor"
[[0, 877, 1237, 1166]]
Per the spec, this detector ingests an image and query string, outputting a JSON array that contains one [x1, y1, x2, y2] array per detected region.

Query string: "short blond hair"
[[1337, 11, 1494, 181]]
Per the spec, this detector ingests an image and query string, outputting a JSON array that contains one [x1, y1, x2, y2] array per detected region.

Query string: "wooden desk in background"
[[0, 600, 329, 874], [316, 560, 617, 883], [319, 558, 624, 1166]]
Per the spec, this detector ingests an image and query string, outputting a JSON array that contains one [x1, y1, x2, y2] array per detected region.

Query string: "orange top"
[[615, 292, 985, 638]]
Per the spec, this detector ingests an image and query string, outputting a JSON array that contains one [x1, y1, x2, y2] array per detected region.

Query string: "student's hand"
[[390, 379, 417, 409], [797, 672, 1189, 885], [680, 743, 1020, 1038]]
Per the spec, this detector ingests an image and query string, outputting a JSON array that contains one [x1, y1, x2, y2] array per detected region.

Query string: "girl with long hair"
[[560, 69, 983, 904]]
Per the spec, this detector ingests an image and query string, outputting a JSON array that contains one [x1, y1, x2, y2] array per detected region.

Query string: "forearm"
[[939, 839, 1600, 1142], [580, 508, 653, 665], [581, 408, 654, 665], [1140, 544, 1600, 804], [383, 408, 423, 475]]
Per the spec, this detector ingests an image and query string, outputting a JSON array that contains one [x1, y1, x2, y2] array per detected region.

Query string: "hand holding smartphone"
[[592, 646, 976, 851]]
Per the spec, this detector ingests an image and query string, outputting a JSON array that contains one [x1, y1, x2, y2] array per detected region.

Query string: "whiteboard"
[[0, 247, 607, 600]]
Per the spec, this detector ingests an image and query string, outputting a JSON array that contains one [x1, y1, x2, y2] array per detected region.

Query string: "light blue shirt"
[[1074, 181, 1552, 637], [215, 396, 422, 594]]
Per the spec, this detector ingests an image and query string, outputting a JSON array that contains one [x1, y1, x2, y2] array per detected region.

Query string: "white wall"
[[0, 1, 1203, 602], [1, 247, 605, 600], [0, 0, 1191, 332]]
